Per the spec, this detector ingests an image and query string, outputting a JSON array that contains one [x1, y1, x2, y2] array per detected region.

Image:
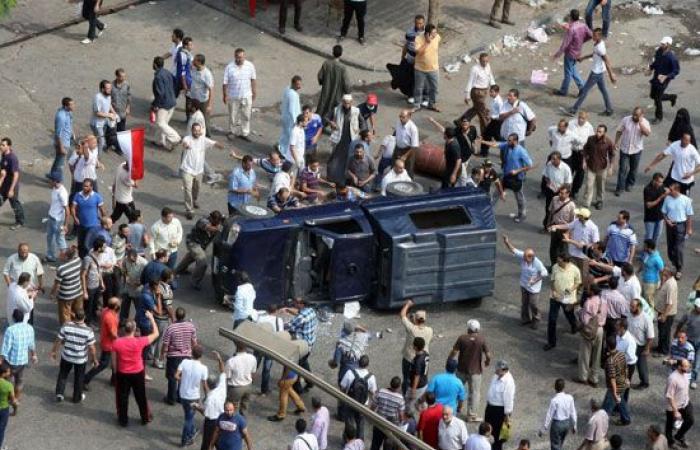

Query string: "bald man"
[[503, 235, 548, 329]]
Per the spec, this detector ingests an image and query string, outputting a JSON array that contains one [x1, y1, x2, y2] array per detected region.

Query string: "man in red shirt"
[[84, 296, 120, 388], [112, 311, 159, 426], [417, 391, 443, 448]]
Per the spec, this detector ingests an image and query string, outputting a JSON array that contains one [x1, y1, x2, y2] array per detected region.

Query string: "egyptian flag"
[[117, 127, 145, 180]]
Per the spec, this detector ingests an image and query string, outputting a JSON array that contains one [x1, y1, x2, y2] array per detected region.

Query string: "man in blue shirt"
[[49, 98, 75, 180], [639, 239, 664, 307], [604, 210, 637, 266], [227, 155, 258, 215], [662, 182, 693, 278], [84, 217, 113, 253], [70, 179, 105, 257], [303, 105, 323, 155], [211, 401, 252, 450], [135, 279, 158, 336], [485, 133, 533, 223], [648, 36, 680, 123], [426, 358, 465, 412]]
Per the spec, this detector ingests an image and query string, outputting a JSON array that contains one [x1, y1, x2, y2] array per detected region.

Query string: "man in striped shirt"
[[604, 210, 637, 266], [370, 376, 405, 450], [50, 246, 84, 325], [50, 309, 96, 403], [161, 307, 198, 404]]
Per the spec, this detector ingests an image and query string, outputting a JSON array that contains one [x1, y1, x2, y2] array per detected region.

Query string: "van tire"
[[233, 204, 276, 219], [385, 181, 424, 197]]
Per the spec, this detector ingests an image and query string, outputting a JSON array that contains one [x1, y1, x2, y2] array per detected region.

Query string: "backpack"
[[347, 369, 371, 404]]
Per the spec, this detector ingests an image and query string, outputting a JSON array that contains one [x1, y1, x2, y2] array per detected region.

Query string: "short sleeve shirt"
[[216, 413, 247, 450], [664, 141, 700, 184], [402, 318, 433, 361], [304, 114, 323, 149], [591, 41, 607, 74], [453, 333, 488, 374], [0, 379, 13, 409], [644, 183, 666, 222], [410, 352, 429, 388], [223, 61, 256, 99], [414, 34, 441, 72], [181, 136, 215, 175], [73, 191, 104, 228], [190, 66, 214, 103], [0, 152, 19, 194], [443, 140, 462, 180], [112, 336, 150, 374]]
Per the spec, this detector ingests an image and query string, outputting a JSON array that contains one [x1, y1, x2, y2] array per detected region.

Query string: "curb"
[[0, 0, 149, 50]]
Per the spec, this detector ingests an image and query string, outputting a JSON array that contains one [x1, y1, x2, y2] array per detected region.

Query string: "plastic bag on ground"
[[527, 26, 549, 43], [530, 70, 548, 85]]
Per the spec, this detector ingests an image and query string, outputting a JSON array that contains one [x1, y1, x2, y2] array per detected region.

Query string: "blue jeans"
[[644, 220, 663, 247], [49, 152, 66, 179], [181, 399, 198, 444], [585, 0, 611, 38], [550, 418, 572, 450], [0, 407, 8, 447], [46, 217, 67, 261], [167, 251, 179, 289], [413, 69, 438, 107], [602, 387, 630, 424], [616, 152, 641, 192], [692, 340, 700, 382], [572, 72, 613, 113], [560, 55, 584, 95], [260, 356, 273, 394]]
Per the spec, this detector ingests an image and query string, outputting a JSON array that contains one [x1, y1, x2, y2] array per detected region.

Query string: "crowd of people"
[[0, 0, 698, 449]]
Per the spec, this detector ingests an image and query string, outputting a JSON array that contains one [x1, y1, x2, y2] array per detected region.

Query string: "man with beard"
[[326, 95, 365, 184]]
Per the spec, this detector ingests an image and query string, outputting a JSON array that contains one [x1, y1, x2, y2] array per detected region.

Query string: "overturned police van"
[[211, 184, 497, 309]]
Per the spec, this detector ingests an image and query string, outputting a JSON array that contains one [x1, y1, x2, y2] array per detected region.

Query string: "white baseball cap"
[[467, 319, 481, 332], [660, 36, 673, 45]]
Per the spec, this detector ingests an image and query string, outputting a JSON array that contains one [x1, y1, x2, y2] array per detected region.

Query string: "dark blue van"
[[212, 186, 497, 309]]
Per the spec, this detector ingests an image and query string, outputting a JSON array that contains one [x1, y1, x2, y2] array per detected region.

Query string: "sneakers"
[[691, 381, 697, 389], [98, 24, 106, 37], [80, 393, 86, 402], [81, 38, 92, 44], [145, 374, 154, 381], [9, 223, 23, 231], [407, 97, 415, 105], [56, 394, 64, 402], [206, 173, 224, 185]]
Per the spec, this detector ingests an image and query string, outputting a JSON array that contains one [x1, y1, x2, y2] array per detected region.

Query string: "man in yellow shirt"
[[413, 24, 441, 112], [544, 252, 582, 351]]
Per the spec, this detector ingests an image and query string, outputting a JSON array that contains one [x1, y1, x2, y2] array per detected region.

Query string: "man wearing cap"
[[326, 94, 365, 185], [359, 94, 378, 132], [46, 173, 69, 263], [550, 207, 599, 273], [485, 360, 515, 450], [450, 320, 491, 422], [502, 235, 548, 329], [399, 299, 433, 396], [647, 37, 680, 124]]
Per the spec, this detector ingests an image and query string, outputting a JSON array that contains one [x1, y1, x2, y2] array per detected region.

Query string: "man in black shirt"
[[174, 210, 223, 289], [408, 337, 429, 414], [442, 127, 462, 189], [643, 172, 668, 247], [479, 159, 504, 198]]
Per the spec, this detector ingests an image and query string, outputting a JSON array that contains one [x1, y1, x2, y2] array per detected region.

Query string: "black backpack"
[[347, 369, 371, 404]]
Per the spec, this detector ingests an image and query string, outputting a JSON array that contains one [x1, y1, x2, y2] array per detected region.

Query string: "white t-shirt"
[[591, 41, 607, 74], [339, 368, 378, 404], [113, 164, 135, 204], [187, 110, 206, 137], [270, 172, 291, 198], [49, 184, 69, 221], [181, 136, 216, 175], [381, 135, 396, 159], [6, 283, 33, 323], [178, 359, 208, 401], [170, 42, 182, 74], [203, 373, 227, 419], [225, 352, 257, 387], [664, 141, 700, 184], [290, 126, 306, 168]]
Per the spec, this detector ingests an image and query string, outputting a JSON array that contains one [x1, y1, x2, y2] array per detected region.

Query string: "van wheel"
[[385, 181, 424, 197], [234, 204, 276, 219]]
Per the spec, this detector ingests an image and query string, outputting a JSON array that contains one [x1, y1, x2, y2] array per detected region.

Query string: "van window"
[[409, 206, 472, 229], [316, 219, 363, 235]]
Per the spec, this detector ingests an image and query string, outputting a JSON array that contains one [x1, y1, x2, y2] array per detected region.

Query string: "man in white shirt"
[[542, 152, 573, 228], [615, 318, 638, 367], [180, 123, 225, 219], [393, 110, 420, 178], [199, 351, 227, 450], [645, 133, 700, 195], [380, 159, 412, 195], [68, 136, 102, 194], [548, 118, 583, 165], [3, 243, 44, 290], [111, 161, 137, 223], [6, 273, 37, 324], [618, 264, 642, 303], [465, 422, 492, 450], [614, 106, 651, 196], [224, 343, 257, 415], [538, 378, 577, 450], [660, 182, 694, 276], [551, 207, 599, 268], [46, 173, 69, 262], [90, 80, 118, 153], [568, 111, 595, 197], [149, 207, 183, 269], [290, 418, 319, 450], [463, 53, 496, 135], [438, 406, 469, 450], [176, 345, 208, 447], [485, 360, 515, 450], [627, 298, 654, 389], [566, 27, 617, 116], [499, 88, 536, 144], [223, 48, 257, 140], [190, 54, 214, 136]]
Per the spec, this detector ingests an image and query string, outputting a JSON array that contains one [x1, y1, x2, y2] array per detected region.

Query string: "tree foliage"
[[0, 0, 17, 16]]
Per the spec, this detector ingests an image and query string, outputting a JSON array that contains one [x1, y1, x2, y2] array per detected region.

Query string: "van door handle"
[[347, 263, 358, 275]]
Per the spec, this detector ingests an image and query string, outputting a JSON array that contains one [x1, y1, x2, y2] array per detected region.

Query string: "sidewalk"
[[195, 0, 572, 71]]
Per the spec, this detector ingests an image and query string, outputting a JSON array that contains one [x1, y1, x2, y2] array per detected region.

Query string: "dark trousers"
[[77, 225, 94, 258], [656, 315, 675, 354], [278, 0, 302, 29], [166, 356, 187, 403], [542, 186, 557, 229], [603, 387, 631, 424], [82, 1, 104, 41], [547, 299, 577, 347], [50, 150, 67, 180], [0, 194, 25, 226], [115, 370, 150, 426], [481, 119, 501, 156], [260, 356, 273, 394], [616, 152, 641, 192], [111, 201, 135, 223], [55, 358, 86, 403], [120, 293, 136, 322], [85, 287, 102, 326], [116, 118, 127, 132], [345, 409, 366, 440], [549, 231, 566, 268], [340, 0, 367, 39], [666, 221, 687, 271], [650, 81, 673, 120], [570, 151, 585, 196], [0, 407, 8, 448], [485, 403, 506, 450], [550, 418, 572, 450], [628, 346, 649, 386], [370, 426, 396, 450], [84, 351, 113, 385], [490, 0, 512, 22], [666, 402, 694, 445], [293, 353, 313, 393], [401, 358, 412, 395], [201, 417, 217, 450]]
